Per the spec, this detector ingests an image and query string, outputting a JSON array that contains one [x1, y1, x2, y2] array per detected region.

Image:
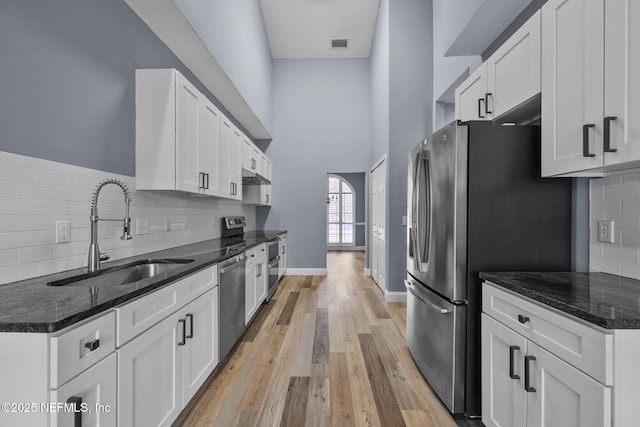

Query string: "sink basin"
[[47, 258, 195, 288]]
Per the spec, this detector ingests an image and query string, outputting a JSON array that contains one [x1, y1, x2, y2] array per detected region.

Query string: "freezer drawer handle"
[[404, 280, 452, 314], [509, 346, 521, 379], [524, 355, 536, 392]]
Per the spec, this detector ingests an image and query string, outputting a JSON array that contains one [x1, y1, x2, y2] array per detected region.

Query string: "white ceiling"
[[259, 0, 381, 59]]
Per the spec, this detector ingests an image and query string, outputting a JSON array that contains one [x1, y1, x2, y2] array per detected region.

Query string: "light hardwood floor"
[[176, 251, 464, 427]]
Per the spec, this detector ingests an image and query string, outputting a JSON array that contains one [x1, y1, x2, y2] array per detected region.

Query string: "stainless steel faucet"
[[87, 178, 133, 272]]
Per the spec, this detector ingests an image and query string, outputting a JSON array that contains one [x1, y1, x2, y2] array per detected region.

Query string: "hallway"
[[177, 251, 458, 426]]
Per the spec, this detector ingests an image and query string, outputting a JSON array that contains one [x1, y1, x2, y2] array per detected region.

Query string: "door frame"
[[369, 155, 387, 292]]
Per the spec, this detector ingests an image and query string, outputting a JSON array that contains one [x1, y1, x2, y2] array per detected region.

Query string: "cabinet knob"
[[84, 339, 100, 352], [517, 314, 530, 324]]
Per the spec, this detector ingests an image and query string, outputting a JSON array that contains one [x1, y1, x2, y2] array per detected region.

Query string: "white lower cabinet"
[[50, 353, 117, 427], [482, 314, 610, 427], [118, 309, 184, 427], [118, 288, 218, 427], [245, 244, 267, 324]]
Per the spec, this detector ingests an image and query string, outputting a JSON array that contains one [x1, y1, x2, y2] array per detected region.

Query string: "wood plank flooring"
[[176, 251, 466, 427]]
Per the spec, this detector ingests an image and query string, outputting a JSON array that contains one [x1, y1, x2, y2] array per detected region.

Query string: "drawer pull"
[[517, 315, 530, 324], [84, 339, 100, 352], [186, 314, 194, 339], [509, 346, 521, 380], [524, 355, 536, 393], [604, 116, 617, 153], [178, 319, 187, 346], [67, 396, 83, 427]]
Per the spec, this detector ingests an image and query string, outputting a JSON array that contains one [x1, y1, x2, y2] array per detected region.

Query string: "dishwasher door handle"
[[220, 260, 246, 274]]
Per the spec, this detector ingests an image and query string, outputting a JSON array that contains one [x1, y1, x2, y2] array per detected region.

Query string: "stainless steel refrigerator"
[[406, 120, 572, 417]]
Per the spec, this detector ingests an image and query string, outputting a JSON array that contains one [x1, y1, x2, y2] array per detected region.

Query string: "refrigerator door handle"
[[411, 154, 423, 271], [405, 280, 452, 314]]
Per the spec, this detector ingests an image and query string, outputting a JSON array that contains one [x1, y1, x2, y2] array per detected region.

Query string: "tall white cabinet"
[[541, 0, 640, 176]]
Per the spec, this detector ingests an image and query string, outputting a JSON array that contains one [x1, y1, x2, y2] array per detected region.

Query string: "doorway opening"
[[326, 173, 366, 251]]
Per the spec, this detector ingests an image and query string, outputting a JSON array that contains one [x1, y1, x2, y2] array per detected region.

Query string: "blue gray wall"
[[333, 173, 366, 247], [0, 0, 251, 176], [173, 0, 273, 133], [257, 59, 372, 270], [368, 0, 434, 291], [370, 0, 390, 164]]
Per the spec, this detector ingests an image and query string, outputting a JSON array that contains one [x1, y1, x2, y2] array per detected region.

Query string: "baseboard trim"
[[285, 268, 328, 276], [384, 291, 407, 303], [327, 246, 365, 251], [364, 268, 371, 276]]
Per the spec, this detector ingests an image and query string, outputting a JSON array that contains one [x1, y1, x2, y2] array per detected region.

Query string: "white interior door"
[[370, 159, 386, 291]]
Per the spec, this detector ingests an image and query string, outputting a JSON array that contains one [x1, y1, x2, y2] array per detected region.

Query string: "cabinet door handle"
[[266, 194, 270, 204], [84, 339, 100, 352], [583, 124, 596, 157], [604, 116, 618, 153], [524, 355, 536, 392], [186, 314, 194, 339], [478, 98, 485, 119], [178, 319, 187, 346], [199, 172, 204, 189], [205, 173, 210, 190], [518, 314, 530, 324], [509, 346, 521, 379], [67, 396, 83, 427], [485, 93, 493, 114]]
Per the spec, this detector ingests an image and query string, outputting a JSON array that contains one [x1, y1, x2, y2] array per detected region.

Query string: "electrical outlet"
[[56, 221, 70, 243], [136, 217, 150, 235], [402, 215, 407, 226], [598, 220, 615, 243]]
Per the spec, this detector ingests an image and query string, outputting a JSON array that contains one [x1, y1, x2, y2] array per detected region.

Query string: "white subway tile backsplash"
[[0, 150, 255, 285], [591, 172, 640, 280]]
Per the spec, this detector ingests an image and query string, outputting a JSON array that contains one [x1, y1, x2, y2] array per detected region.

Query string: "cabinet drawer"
[[245, 244, 263, 261], [50, 353, 117, 427], [183, 265, 217, 303], [116, 281, 182, 346], [50, 311, 116, 389], [483, 283, 613, 384]]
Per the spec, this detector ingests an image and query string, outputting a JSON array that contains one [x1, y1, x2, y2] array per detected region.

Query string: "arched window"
[[327, 174, 355, 246]]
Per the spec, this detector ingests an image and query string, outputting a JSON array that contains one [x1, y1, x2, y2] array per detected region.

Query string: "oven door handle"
[[404, 280, 451, 314], [268, 256, 280, 268]]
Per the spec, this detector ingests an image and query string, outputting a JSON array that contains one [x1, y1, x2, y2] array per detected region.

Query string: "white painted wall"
[[0, 151, 254, 285], [173, 0, 273, 134]]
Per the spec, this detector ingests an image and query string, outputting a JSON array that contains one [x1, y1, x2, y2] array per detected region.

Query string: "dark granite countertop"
[[480, 272, 640, 329], [0, 230, 286, 333]]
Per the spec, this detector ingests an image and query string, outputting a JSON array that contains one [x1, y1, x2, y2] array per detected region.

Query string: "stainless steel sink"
[[47, 258, 195, 287]]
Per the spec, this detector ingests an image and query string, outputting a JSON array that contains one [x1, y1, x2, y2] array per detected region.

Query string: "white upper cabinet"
[[198, 98, 221, 196], [136, 69, 221, 196], [455, 62, 489, 121], [220, 117, 243, 200], [541, 0, 640, 176], [456, 11, 541, 123], [486, 10, 541, 120], [541, 0, 604, 176], [603, 1, 640, 168]]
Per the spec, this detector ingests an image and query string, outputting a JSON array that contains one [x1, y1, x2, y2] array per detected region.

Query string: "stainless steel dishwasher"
[[219, 253, 246, 361]]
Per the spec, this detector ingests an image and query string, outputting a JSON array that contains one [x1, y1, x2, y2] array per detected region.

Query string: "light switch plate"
[[402, 216, 407, 226], [598, 220, 615, 243]]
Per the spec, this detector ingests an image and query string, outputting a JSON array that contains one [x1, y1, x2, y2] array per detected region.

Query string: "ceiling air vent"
[[331, 39, 349, 49]]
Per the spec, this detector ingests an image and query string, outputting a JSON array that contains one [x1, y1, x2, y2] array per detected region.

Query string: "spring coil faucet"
[[87, 178, 132, 272]]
